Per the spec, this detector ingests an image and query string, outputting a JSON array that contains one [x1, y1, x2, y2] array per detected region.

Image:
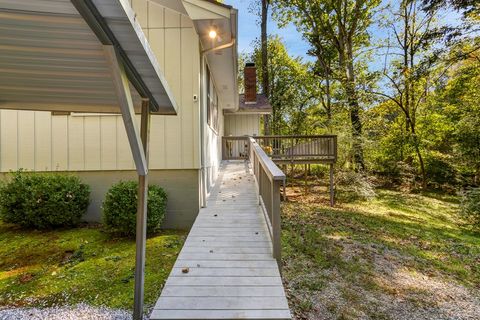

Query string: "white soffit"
[[182, 0, 231, 20], [0, 0, 178, 114], [182, 0, 238, 110]]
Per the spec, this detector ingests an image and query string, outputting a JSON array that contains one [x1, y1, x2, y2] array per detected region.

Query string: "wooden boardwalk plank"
[[170, 267, 280, 277], [181, 247, 272, 254], [165, 276, 283, 286], [183, 241, 272, 248], [150, 309, 291, 320], [173, 260, 278, 269], [155, 297, 289, 310], [160, 286, 287, 297], [151, 161, 291, 320]]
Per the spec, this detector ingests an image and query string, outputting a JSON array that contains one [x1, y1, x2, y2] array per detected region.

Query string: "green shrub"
[[336, 170, 377, 201], [0, 171, 90, 229], [460, 188, 480, 229], [425, 152, 458, 186], [102, 181, 167, 236]]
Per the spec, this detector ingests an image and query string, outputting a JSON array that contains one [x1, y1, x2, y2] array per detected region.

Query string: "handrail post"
[[271, 179, 282, 271]]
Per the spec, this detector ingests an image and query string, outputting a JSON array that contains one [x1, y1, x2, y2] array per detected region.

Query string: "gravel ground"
[[0, 304, 145, 320], [303, 242, 480, 320]]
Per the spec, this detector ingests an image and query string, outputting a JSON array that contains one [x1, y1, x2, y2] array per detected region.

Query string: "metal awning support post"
[[134, 99, 150, 320], [104, 45, 150, 320]]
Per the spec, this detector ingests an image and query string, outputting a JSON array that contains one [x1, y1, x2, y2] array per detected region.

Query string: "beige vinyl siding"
[[224, 114, 261, 137], [0, 1, 201, 173]]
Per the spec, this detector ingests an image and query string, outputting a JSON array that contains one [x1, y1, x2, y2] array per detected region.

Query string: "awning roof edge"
[[72, 0, 179, 115]]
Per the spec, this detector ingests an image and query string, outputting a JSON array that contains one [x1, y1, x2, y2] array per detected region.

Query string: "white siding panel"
[[132, 0, 148, 29], [116, 115, 135, 170], [224, 115, 260, 137], [164, 27, 182, 169], [34, 112, 51, 171], [84, 117, 101, 170], [164, 7, 180, 28], [0, 110, 18, 171], [148, 1, 164, 28], [192, 35, 201, 168], [51, 115, 68, 171], [149, 115, 166, 168], [181, 28, 194, 168], [100, 116, 117, 170], [17, 111, 35, 170], [149, 29, 165, 70], [68, 116, 84, 170]]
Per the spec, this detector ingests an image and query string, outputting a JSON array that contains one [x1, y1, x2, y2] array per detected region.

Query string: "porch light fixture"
[[208, 29, 217, 39]]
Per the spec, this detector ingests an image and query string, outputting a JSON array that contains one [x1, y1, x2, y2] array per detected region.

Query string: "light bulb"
[[209, 30, 217, 39]]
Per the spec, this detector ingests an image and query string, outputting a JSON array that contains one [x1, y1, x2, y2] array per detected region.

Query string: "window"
[[206, 66, 219, 132]]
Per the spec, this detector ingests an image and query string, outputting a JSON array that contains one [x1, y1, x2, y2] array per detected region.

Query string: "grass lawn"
[[0, 222, 186, 312], [282, 185, 480, 320]]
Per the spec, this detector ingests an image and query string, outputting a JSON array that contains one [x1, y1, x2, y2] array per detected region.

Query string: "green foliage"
[[424, 152, 457, 186], [102, 181, 167, 237], [252, 36, 319, 135], [461, 188, 480, 228], [336, 170, 377, 200], [0, 171, 90, 229]]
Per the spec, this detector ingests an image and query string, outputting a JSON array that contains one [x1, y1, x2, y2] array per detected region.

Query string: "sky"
[[223, 0, 311, 60], [223, 0, 463, 70]]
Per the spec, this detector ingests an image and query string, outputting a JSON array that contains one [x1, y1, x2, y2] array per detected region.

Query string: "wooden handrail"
[[249, 138, 285, 181], [248, 137, 285, 269], [253, 134, 337, 138]]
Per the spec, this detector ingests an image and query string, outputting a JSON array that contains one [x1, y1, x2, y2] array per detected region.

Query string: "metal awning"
[[0, 2, 178, 319], [0, 0, 178, 114]]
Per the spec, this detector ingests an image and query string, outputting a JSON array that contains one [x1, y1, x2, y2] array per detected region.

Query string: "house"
[[0, 0, 269, 230]]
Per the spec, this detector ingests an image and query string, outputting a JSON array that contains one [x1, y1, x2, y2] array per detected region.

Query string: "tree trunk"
[[344, 52, 365, 171], [349, 97, 365, 171], [409, 122, 427, 188], [325, 76, 332, 131], [261, 0, 270, 136]]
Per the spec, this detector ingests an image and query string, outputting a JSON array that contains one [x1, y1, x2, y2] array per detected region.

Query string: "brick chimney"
[[244, 63, 257, 104]]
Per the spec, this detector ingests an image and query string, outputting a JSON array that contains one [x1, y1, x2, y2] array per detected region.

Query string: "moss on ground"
[[0, 222, 185, 311]]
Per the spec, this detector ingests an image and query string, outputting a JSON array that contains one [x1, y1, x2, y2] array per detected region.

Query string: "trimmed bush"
[[0, 171, 90, 229], [102, 181, 167, 236], [460, 188, 480, 229]]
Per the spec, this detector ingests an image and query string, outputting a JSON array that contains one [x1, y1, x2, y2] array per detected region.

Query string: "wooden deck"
[[151, 161, 291, 320]]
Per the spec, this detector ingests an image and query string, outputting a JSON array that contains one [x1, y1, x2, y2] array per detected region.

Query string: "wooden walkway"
[[151, 161, 291, 320]]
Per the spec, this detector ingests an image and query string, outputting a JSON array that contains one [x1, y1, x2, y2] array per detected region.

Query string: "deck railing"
[[248, 137, 285, 268], [222, 135, 337, 163], [254, 135, 337, 164], [222, 136, 249, 160]]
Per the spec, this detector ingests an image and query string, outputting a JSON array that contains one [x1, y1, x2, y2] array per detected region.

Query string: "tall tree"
[[250, 0, 272, 135], [261, 0, 271, 135], [261, 0, 270, 98], [273, 0, 380, 171], [253, 37, 318, 135], [371, 0, 446, 188]]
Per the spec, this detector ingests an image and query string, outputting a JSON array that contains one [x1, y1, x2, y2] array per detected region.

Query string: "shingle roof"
[[224, 94, 272, 114]]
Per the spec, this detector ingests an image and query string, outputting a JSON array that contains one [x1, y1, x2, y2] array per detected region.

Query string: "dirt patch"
[[290, 241, 480, 320]]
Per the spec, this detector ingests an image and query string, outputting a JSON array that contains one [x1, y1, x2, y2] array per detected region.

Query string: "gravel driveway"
[[0, 304, 146, 320]]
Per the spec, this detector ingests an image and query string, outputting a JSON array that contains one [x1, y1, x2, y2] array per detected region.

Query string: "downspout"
[[199, 54, 207, 208]]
